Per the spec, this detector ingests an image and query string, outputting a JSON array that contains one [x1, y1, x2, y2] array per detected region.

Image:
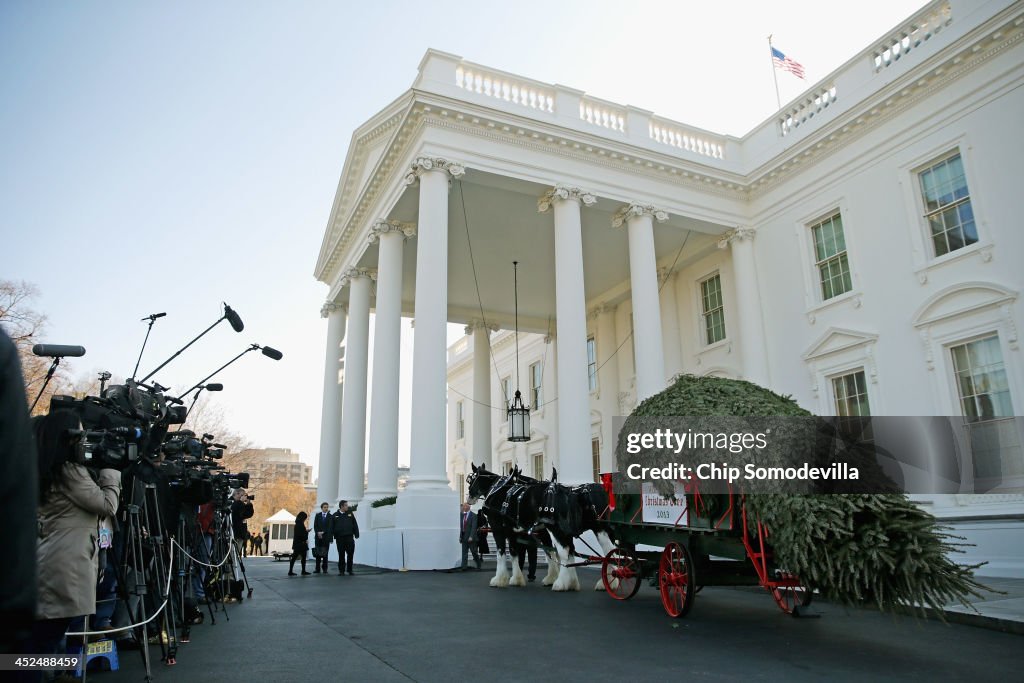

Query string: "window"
[[533, 453, 545, 479], [832, 369, 872, 442], [456, 400, 465, 439], [918, 152, 977, 257], [587, 336, 598, 392], [502, 460, 513, 475], [530, 362, 543, 409], [832, 370, 870, 417], [700, 274, 726, 345], [592, 438, 601, 483], [811, 213, 852, 300], [456, 474, 465, 503], [501, 376, 512, 406], [950, 335, 1019, 483], [951, 336, 1013, 422]]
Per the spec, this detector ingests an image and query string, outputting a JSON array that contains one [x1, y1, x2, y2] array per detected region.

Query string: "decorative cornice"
[[537, 185, 597, 213], [320, 301, 344, 318], [404, 156, 466, 185], [464, 319, 500, 335], [340, 267, 377, 288], [716, 227, 756, 249], [369, 219, 417, 243], [587, 303, 618, 320], [611, 203, 669, 228]]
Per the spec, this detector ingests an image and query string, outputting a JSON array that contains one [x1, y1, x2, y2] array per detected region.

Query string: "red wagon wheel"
[[658, 542, 695, 618], [601, 548, 642, 600], [769, 579, 814, 615]]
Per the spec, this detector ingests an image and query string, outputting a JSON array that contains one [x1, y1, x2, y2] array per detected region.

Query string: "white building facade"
[[317, 0, 1024, 573]]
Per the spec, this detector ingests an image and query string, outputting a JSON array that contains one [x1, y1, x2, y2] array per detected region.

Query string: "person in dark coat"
[[476, 509, 490, 557], [459, 503, 481, 570], [332, 500, 358, 575], [288, 511, 310, 575], [0, 327, 36, 656], [312, 502, 333, 573], [230, 488, 254, 558]]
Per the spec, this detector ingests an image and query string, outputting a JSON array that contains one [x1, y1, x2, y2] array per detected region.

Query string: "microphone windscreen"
[[32, 344, 86, 358], [224, 304, 244, 332], [205, 383, 224, 391], [261, 346, 283, 361]]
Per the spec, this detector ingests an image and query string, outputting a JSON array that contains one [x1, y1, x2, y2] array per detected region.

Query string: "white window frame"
[[698, 272, 728, 347], [802, 327, 881, 416], [810, 211, 854, 302], [898, 137, 992, 283], [796, 199, 862, 323], [587, 336, 598, 393], [529, 361, 543, 411], [455, 400, 465, 440], [912, 283, 1023, 494]]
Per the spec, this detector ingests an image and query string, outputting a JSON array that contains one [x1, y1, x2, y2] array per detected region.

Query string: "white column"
[[395, 157, 463, 569], [468, 321, 495, 471], [719, 227, 770, 387], [539, 186, 596, 485], [365, 221, 414, 502], [337, 268, 373, 503], [404, 158, 463, 490], [659, 267, 683, 382], [317, 302, 345, 505], [594, 305, 620, 473], [614, 203, 668, 402]]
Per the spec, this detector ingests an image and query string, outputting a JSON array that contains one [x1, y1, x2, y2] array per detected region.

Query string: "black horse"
[[467, 464, 557, 588], [541, 475, 617, 591]]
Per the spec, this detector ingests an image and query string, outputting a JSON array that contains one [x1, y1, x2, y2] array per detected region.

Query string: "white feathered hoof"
[[509, 573, 526, 587], [552, 568, 582, 592], [490, 573, 510, 588]]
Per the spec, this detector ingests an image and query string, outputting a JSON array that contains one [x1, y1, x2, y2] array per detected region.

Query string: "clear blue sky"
[[0, 0, 926, 478]]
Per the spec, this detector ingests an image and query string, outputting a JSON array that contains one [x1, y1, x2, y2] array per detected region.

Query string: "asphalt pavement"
[[94, 557, 1021, 682]]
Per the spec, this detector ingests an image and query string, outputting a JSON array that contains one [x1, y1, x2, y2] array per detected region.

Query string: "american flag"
[[771, 46, 805, 79]]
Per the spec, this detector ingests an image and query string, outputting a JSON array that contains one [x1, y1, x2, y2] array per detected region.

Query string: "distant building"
[[237, 447, 313, 489]]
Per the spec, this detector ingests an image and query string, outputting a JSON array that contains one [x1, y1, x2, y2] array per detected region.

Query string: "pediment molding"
[[803, 326, 879, 361], [911, 282, 1018, 328]]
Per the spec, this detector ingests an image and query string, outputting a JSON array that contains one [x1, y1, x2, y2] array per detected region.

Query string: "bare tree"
[[0, 279, 72, 413]]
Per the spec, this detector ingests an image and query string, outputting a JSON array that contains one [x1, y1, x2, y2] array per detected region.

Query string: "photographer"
[[230, 488, 254, 590], [32, 410, 121, 661]]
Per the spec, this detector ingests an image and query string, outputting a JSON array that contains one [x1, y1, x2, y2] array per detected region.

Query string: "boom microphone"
[[261, 346, 283, 361], [224, 304, 244, 333], [32, 344, 86, 358], [141, 312, 167, 321], [205, 383, 224, 391]]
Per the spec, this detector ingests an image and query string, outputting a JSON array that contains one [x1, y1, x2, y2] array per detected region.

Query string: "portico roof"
[[315, 0, 1024, 329]]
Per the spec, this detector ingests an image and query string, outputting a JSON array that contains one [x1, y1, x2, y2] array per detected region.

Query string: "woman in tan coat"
[[32, 411, 121, 659]]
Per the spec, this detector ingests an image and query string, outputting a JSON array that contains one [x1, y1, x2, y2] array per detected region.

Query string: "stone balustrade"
[[455, 65, 554, 113], [778, 85, 838, 137], [873, 1, 953, 71], [413, 1, 1002, 169]]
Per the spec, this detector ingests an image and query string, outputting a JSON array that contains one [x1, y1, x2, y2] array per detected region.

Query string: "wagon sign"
[[640, 482, 687, 526]]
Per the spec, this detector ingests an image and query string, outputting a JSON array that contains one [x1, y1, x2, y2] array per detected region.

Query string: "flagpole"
[[768, 34, 782, 111]]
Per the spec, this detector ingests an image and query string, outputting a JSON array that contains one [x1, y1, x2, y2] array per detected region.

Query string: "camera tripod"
[[117, 478, 180, 679]]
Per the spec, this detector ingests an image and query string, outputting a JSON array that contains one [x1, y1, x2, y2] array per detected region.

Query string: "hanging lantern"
[[507, 389, 531, 442], [507, 261, 531, 443]]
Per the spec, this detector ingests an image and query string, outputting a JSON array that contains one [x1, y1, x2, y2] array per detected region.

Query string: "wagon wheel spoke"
[[658, 541, 695, 618], [769, 577, 814, 616], [601, 548, 641, 600]]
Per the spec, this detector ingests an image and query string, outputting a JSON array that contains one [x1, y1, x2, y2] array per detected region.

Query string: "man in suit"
[[332, 500, 359, 575], [312, 502, 333, 573], [459, 503, 482, 571]]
